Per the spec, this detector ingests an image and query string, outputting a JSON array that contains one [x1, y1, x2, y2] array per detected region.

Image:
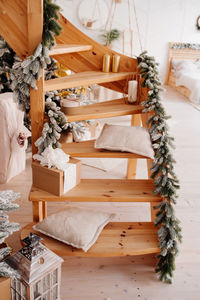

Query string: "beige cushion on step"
[[95, 124, 154, 159], [33, 206, 115, 252]]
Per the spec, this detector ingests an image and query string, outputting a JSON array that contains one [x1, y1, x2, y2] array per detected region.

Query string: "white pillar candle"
[[128, 80, 138, 103]]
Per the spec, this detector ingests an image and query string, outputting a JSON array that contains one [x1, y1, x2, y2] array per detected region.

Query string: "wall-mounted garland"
[[171, 43, 200, 50], [138, 51, 182, 283]]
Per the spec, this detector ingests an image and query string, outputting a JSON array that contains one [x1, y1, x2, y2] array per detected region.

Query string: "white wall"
[[57, 0, 200, 81]]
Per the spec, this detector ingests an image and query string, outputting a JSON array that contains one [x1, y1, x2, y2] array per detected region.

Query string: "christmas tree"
[[0, 190, 20, 278], [0, 36, 17, 93]]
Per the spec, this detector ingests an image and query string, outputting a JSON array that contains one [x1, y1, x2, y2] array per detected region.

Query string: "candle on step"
[[128, 80, 138, 103], [102, 54, 111, 72], [112, 54, 120, 72]]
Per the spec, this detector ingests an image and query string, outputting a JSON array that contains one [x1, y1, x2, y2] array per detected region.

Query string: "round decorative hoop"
[[196, 16, 200, 30]]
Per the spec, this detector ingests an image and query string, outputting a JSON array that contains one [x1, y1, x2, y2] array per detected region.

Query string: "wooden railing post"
[[27, 0, 43, 55], [26, 0, 44, 155]]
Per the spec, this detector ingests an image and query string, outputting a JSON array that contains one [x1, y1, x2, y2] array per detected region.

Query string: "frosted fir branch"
[[0, 262, 20, 279], [0, 247, 11, 261]]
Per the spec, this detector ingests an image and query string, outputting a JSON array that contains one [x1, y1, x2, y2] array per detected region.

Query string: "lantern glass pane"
[[52, 285, 58, 299], [43, 274, 50, 292], [42, 291, 50, 300], [11, 288, 16, 299], [16, 280, 21, 294], [16, 293, 21, 300], [34, 280, 42, 299], [11, 278, 16, 289], [21, 283, 27, 298], [52, 269, 58, 285]]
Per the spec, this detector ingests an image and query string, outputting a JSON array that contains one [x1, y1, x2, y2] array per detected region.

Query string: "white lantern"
[[5, 233, 63, 300]]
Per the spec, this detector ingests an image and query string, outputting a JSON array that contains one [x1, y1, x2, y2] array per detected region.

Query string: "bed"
[[165, 42, 200, 105]]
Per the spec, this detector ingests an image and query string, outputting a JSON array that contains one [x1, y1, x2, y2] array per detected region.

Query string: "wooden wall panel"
[[55, 14, 138, 94], [0, 0, 28, 58]]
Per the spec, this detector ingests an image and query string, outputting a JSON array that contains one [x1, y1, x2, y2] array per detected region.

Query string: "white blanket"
[[175, 70, 200, 104]]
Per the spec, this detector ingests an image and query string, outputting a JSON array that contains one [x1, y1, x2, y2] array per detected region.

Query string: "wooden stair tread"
[[21, 222, 160, 257], [30, 179, 161, 203], [44, 71, 136, 92], [61, 139, 150, 159], [49, 44, 93, 56], [63, 98, 143, 122]]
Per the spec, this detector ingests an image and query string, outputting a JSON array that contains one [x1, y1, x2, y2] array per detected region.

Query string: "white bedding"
[[175, 71, 200, 104], [172, 59, 200, 104]]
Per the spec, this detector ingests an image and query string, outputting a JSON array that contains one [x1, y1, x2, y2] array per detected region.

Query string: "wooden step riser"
[[30, 179, 161, 203], [49, 44, 93, 56], [21, 222, 160, 257], [64, 99, 143, 122], [44, 71, 136, 92], [61, 140, 150, 159]]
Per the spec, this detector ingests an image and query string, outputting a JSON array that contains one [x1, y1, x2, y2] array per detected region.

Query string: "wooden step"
[[63, 98, 143, 122], [30, 179, 161, 203], [49, 44, 93, 56], [21, 222, 160, 257], [44, 71, 136, 92], [61, 139, 150, 159]]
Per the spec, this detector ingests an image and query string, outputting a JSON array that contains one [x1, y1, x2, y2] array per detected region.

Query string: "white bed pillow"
[[33, 206, 115, 252], [172, 59, 197, 72], [94, 124, 154, 159]]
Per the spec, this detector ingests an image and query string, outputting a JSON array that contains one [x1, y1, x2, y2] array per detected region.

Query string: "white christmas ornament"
[[33, 146, 70, 170]]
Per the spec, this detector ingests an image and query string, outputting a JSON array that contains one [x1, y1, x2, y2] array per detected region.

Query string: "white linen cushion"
[[33, 206, 115, 252], [94, 124, 154, 159]]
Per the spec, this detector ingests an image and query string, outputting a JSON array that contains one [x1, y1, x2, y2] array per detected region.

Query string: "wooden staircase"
[[0, 1, 161, 258]]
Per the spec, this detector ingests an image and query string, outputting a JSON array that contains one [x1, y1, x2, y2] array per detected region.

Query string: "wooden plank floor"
[[1, 87, 200, 299]]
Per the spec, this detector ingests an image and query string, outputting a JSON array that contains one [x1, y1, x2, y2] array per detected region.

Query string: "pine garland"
[[35, 95, 69, 154], [0, 37, 18, 93], [0, 190, 20, 278], [171, 43, 200, 50], [137, 51, 182, 283]]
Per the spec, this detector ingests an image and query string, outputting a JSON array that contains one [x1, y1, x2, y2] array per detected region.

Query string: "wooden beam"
[[30, 71, 45, 155], [27, 0, 43, 55], [32, 201, 44, 222]]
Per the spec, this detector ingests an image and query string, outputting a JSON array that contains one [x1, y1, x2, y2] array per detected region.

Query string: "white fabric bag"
[[0, 93, 30, 183]]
